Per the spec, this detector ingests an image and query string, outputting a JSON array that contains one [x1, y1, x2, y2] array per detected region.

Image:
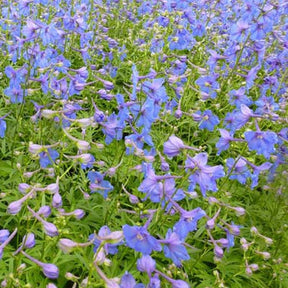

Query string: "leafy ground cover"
[[0, 0, 288, 287]]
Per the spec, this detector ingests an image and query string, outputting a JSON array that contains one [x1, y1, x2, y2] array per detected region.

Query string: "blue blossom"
[[0, 119, 7, 138], [229, 87, 253, 108], [130, 99, 156, 129], [163, 135, 185, 157], [100, 113, 123, 144], [4, 84, 25, 103], [226, 158, 251, 185], [87, 171, 114, 199], [195, 74, 219, 99], [193, 110, 220, 131], [123, 225, 161, 255], [185, 153, 225, 196], [142, 78, 168, 104], [230, 20, 250, 42], [173, 207, 206, 240], [216, 129, 234, 155], [39, 148, 59, 168], [120, 272, 145, 288], [89, 226, 121, 255], [162, 229, 190, 267], [137, 255, 156, 276], [245, 130, 278, 159]]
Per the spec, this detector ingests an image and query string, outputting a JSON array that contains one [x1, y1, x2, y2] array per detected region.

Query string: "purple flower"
[[193, 110, 219, 131], [89, 226, 121, 255], [100, 112, 123, 144], [174, 207, 206, 240], [87, 171, 114, 199], [216, 129, 234, 155], [170, 279, 190, 288], [142, 78, 168, 104], [0, 230, 9, 243], [162, 229, 190, 266], [39, 148, 59, 168], [163, 135, 185, 157], [229, 87, 253, 108], [42, 263, 59, 279], [23, 233, 35, 249], [245, 130, 278, 159], [43, 222, 59, 237], [137, 255, 156, 276], [226, 158, 251, 184], [195, 74, 219, 99], [123, 225, 161, 255], [0, 119, 7, 138], [185, 153, 225, 197], [120, 272, 144, 288], [230, 20, 250, 42]]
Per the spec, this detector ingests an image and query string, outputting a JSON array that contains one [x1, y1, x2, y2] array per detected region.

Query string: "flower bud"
[[160, 161, 169, 172], [245, 266, 253, 275], [0, 230, 10, 243], [94, 247, 106, 265], [7, 200, 23, 215], [102, 80, 114, 90], [216, 238, 229, 248], [65, 272, 79, 281], [80, 277, 88, 287], [38, 206, 51, 218], [23, 233, 35, 249], [206, 218, 215, 230], [214, 245, 224, 259], [136, 255, 156, 276], [29, 143, 43, 154], [77, 140, 90, 151], [41, 263, 59, 279], [233, 207, 245, 216], [250, 226, 259, 235], [249, 263, 259, 271], [23, 172, 34, 178], [263, 236, 273, 245], [170, 279, 190, 288], [52, 193, 62, 208], [18, 183, 31, 194], [46, 283, 57, 288], [73, 209, 85, 219], [100, 231, 124, 244], [43, 222, 59, 237], [46, 183, 59, 194], [42, 110, 57, 119], [208, 197, 219, 204], [128, 194, 139, 204], [58, 239, 78, 253], [17, 263, 26, 273]]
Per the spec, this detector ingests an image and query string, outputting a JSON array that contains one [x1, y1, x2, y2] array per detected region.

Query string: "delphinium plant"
[[0, 0, 287, 287]]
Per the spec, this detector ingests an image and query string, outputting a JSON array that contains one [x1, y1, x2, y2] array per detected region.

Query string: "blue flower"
[[87, 171, 114, 199], [123, 225, 162, 255], [216, 129, 234, 155], [137, 255, 156, 276], [120, 272, 145, 288], [193, 110, 219, 131], [162, 229, 190, 267], [245, 130, 278, 159], [195, 75, 219, 99], [0, 119, 7, 138], [89, 226, 121, 255], [173, 207, 206, 240], [226, 158, 251, 185], [229, 87, 253, 108], [39, 148, 59, 168], [185, 153, 225, 197]]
